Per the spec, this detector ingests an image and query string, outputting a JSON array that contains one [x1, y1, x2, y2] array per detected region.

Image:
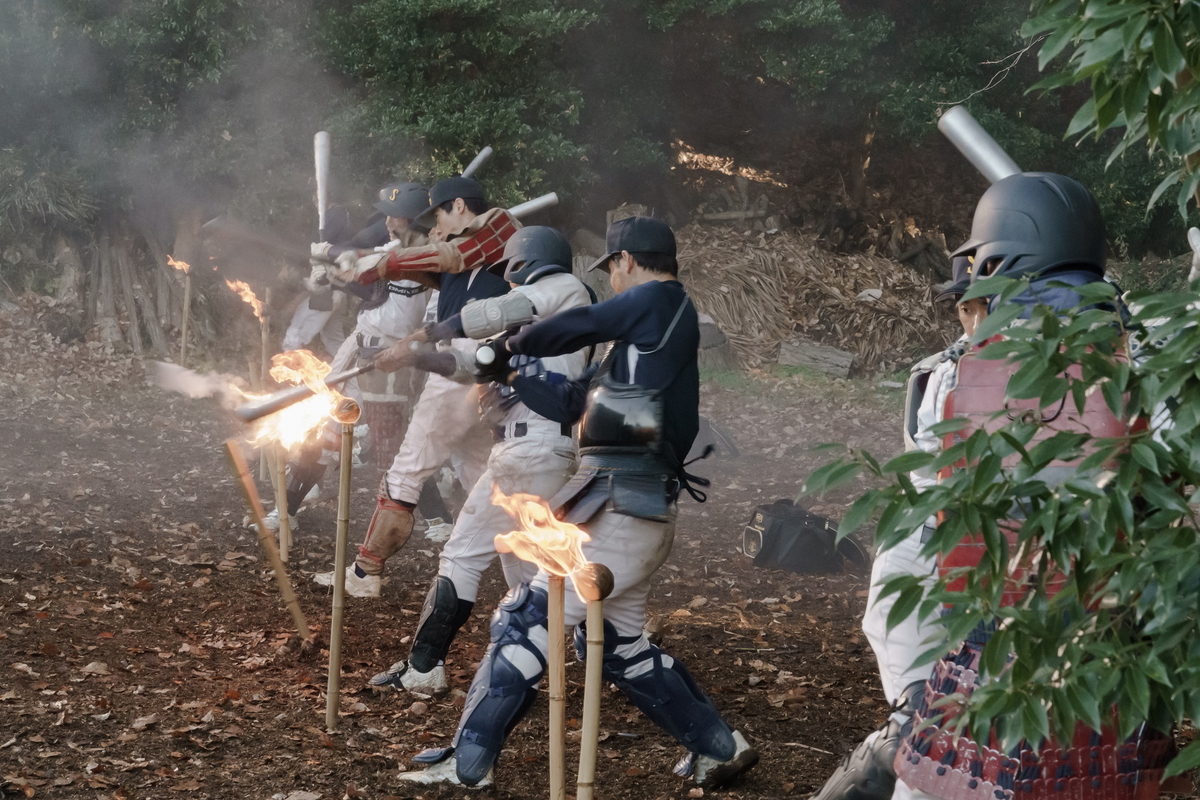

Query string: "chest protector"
[[938, 337, 1130, 606], [578, 296, 692, 452]]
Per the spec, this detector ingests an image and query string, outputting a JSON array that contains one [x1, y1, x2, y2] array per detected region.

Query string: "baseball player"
[[313, 176, 512, 598], [395, 217, 758, 790], [364, 226, 591, 697]]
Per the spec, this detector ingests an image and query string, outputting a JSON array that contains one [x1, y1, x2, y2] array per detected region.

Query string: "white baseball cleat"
[[250, 507, 298, 534], [311, 565, 381, 598], [423, 518, 454, 543], [368, 659, 448, 697], [691, 730, 759, 788], [397, 755, 493, 787]]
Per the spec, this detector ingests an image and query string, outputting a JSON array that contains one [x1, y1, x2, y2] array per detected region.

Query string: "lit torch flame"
[[225, 279, 264, 321], [245, 350, 347, 450], [492, 487, 593, 600], [167, 255, 191, 274]]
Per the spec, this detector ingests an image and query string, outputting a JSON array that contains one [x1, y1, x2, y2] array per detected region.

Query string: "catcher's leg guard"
[[809, 680, 925, 800], [410, 576, 475, 673], [575, 621, 736, 762], [452, 583, 549, 786], [286, 445, 328, 511], [356, 481, 415, 576], [417, 477, 452, 524]]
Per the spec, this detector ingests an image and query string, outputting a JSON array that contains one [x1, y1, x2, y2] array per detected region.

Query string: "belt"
[[357, 333, 386, 348], [492, 421, 571, 442]]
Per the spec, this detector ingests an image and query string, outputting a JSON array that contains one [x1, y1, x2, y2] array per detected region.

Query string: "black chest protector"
[[577, 295, 690, 452]]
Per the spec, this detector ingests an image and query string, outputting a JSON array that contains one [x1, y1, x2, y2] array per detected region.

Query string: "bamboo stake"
[[276, 444, 292, 556], [326, 404, 358, 731], [261, 295, 272, 482], [548, 574, 566, 800], [224, 440, 309, 640], [265, 444, 290, 561], [248, 358, 268, 481], [575, 564, 614, 800], [180, 271, 191, 367]]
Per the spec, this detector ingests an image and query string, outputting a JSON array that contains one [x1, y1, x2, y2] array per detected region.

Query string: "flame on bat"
[[224, 279, 263, 321], [167, 255, 191, 274], [492, 487, 594, 601], [246, 350, 348, 450]]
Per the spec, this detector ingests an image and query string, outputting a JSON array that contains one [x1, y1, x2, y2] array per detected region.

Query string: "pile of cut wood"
[[677, 225, 957, 374]]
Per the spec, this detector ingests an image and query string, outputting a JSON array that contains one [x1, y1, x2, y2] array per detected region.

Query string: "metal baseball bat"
[[938, 106, 1021, 184], [314, 131, 331, 240], [234, 362, 375, 423], [461, 146, 493, 179], [509, 192, 559, 219]]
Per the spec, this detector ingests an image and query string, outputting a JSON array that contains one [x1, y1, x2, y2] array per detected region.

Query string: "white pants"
[[282, 293, 345, 355], [327, 330, 363, 403], [439, 430, 578, 602], [862, 524, 939, 704], [533, 506, 676, 639], [385, 374, 491, 505]]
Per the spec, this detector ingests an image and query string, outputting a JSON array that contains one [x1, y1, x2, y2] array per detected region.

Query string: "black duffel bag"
[[742, 499, 866, 574]]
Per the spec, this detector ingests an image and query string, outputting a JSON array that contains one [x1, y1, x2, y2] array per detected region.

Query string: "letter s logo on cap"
[[389, 188, 400, 201]]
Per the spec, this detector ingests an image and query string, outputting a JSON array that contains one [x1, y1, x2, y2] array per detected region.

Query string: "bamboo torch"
[[574, 563, 614, 800], [224, 440, 310, 640], [548, 574, 566, 800], [326, 398, 360, 732]]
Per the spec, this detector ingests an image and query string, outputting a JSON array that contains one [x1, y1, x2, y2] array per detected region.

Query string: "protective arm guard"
[[460, 293, 536, 339], [332, 209, 520, 285]]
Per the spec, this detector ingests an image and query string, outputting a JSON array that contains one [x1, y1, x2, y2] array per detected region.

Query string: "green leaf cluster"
[[810, 280, 1200, 774], [1025, 0, 1200, 218]]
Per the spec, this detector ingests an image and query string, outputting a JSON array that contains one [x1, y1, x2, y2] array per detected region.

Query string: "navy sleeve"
[[508, 290, 640, 358], [510, 365, 596, 425]]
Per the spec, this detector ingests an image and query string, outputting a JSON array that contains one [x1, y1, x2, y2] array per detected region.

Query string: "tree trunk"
[[118, 232, 167, 353], [54, 235, 85, 311], [114, 234, 144, 355], [95, 233, 122, 345]]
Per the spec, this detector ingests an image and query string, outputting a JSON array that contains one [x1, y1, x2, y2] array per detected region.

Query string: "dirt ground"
[[0, 297, 905, 800]]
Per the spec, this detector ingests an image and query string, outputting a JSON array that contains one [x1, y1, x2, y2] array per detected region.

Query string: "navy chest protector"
[[550, 296, 698, 524]]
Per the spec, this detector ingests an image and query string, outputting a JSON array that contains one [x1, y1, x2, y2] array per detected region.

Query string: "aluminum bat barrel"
[[234, 362, 376, 423], [508, 192, 559, 219], [938, 106, 1021, 184], [462, 146, 493, 178]]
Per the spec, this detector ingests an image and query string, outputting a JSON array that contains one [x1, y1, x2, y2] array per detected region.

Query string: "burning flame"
[[247, 350, 347, 450], [492, 487, 592, 598], [167, 255, 191, 274], [225, 279, 264, 321]]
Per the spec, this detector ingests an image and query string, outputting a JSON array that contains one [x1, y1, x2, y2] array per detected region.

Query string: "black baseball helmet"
[[491, 226, 571, 285], [953, 172, 1105, 283], [374, 182, 429, 220], [934, 256, 973, 303]]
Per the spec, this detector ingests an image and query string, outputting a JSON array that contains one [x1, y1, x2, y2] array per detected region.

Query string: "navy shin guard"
[[452, 583, 548, 785], [574, 621, 736, 761]]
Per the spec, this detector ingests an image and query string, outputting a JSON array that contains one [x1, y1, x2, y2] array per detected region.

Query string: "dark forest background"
[[0, 0, 1185, 306]]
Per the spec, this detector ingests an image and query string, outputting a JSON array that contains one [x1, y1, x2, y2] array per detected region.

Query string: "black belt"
[[357, 333, 385, 348], [492, 422, 571, 442]]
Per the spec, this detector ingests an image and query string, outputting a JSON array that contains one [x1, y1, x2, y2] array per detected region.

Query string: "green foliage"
[[322, 0, 594, 205], [807, 280, 1200, 770], [1024, 0, 1200, 218], [0, 148, 97, 236]]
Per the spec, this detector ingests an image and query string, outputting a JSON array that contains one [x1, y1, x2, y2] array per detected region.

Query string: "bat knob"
[[573, 563, 614, 602], [332, 398, 361, 424], [476, 345, 496, 366]]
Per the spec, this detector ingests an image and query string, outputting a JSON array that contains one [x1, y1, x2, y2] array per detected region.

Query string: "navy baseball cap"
[[588, 216, 677, 272], [412, 176, 487, 230], [374, 182, 429, 220], [935, 256, 973, 302]]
